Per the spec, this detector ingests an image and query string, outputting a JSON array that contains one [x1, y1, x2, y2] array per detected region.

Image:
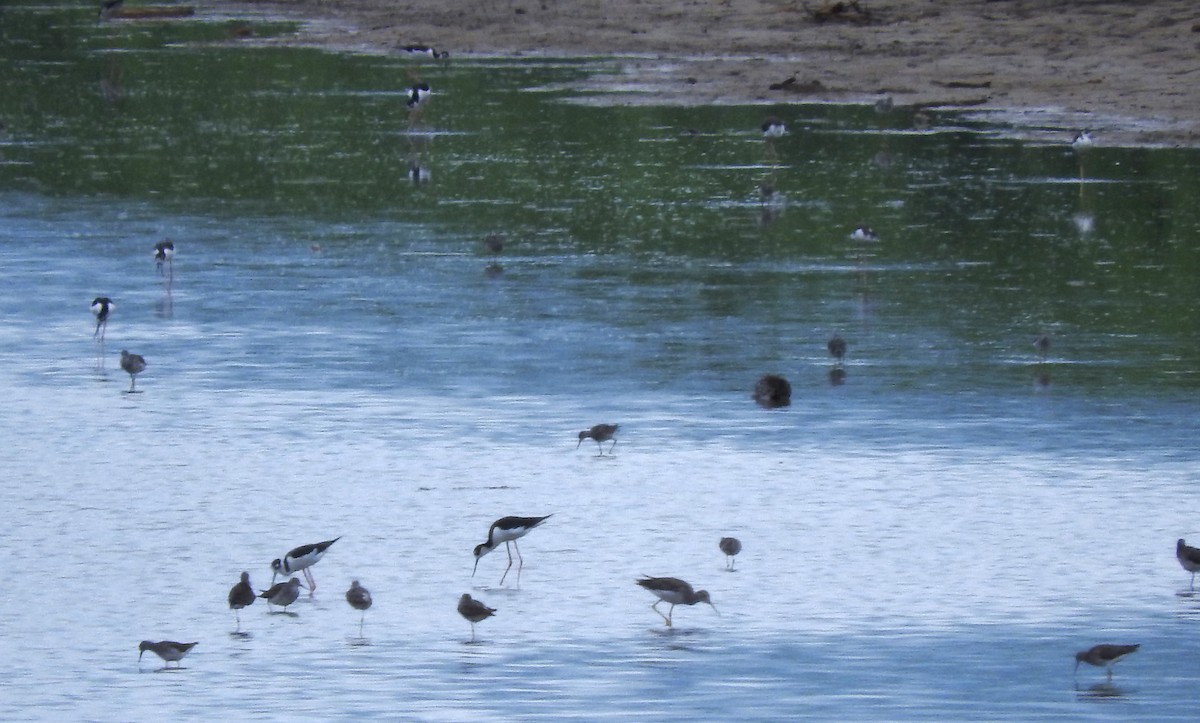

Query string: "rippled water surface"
[[1, 3, 1199, 720]]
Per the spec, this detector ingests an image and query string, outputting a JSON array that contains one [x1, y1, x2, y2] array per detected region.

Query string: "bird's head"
[[138, 641, 152, 660], [696, 590, 719, 615], [471, 543, 491, 575]]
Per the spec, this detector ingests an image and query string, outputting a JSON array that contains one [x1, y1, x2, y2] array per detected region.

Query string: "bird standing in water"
[[91, 297, 114, 342], [458, 593, 495, 642], [577, 424, 619, 455], [138, 640, 197, 669], [719, 537, 742, 570], [637, 577, 718, 627], [1074, 643, 1139, 681], [119, 350, 146, 393], [228, 572, 256, 630], [346, 580, 373, 636]]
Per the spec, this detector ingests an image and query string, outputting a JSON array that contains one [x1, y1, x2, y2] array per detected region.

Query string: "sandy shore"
[[201, 0, 1200, 146]]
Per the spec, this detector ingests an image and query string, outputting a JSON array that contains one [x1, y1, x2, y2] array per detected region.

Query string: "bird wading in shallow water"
[[119, 350, 146, 393], [637, 577, 718, 627], [719, 537, 742, 570], [346, 580, 373, 636], [259, 577, 304, 612], [472, 515, 552, 586], [457, 593, 495, 642], [827, 335, 847, 363], [91, 297, 113, 342], [577, 424, 619, 455], [138, 640, 196, 669], [753, 375, 790, 408], [1177, 539, 1200, 590], [1074, 643, 1138, 681], [154, 239, 174, 278], [271, 537, 340, 594], [227, 572, 256, 630]]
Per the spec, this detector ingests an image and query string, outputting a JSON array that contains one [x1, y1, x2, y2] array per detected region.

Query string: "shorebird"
[[636, 577, 718, 627], [91, 297, 114, 341], [271, 537, 340, 594], [227, 572, 256, 630], [457, 593, 495, 642], [406, 83, 431, 110], [1034, 333, 1051, 361], [346, 580, 372, 636], [1071, 130, 1094, 152], [154, 239, 174, 278], [719, 537, 742, 570], [577, 424, 619, 455], [400, 45, 449, 59], [752, 374, 791, 408], [850, 226, 879, 242], [484, 233, 505, 255], [1074, 643, 1139, 681], [1177, 539, 1200, 590], [259, 577, 304, 612], [827, 335, 847, 363], [138, 640, 197, 669], [472, 515, 552, 586], [761, 116, 785, 139], [119, 350, 146, 393]]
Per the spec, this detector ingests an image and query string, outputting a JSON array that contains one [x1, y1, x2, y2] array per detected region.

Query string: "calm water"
[[1, 3, 1199, 720]]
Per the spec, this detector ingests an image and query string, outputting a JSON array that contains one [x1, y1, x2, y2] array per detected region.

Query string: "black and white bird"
[[271, 537, 340, 593], [636, 577, 718, 627], [472, 515, 552, 586], [154, 239, 174, 277], [227, 572, 256, 630], [91, 297, 114, 341], [1074, 643, 1139, 681], [1071, 130, 1094, 152], [138, 640, 197, 669], [719, 537, 742, 570], [406, 83, 431, 110], [1177, 539, 1200, 590], [399, 45, 449, 59], [346, 580, 373, 636], [457, 593, 495, 642], [259, 577, 304, 612], [119, 350, 146, 393], [761, 116, 785, 139], [577, 424, 619, 455], [850, 226, 879, 243]]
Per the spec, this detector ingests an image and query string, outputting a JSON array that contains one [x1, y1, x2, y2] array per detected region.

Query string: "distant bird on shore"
[[458, 594, 495, 642], [154, 239, 174, 278], [138, 640, 196, 669], [271, 537, 340, 594], [119, 350, 146, 393], [1071, 130, 1094, 152], [761, 116, 785, 139], [259, 577, 304, 612], [827, 335, 847, 363], [577, 423, 619, 455], [753, 374, 791, 408], [228, 572, 255, 631], [719, 537, 742, 570], [91, 297, 114, 341], [1074, 643, 1138, 681], [399, 45, 449, 59], [850, 226, 879, 243], [406, 83, 431, 110], [473, 515, 552, 586], [1177, 539, 1200, 590], [346, 580, 373, 636], [637, 577, 718, 627]]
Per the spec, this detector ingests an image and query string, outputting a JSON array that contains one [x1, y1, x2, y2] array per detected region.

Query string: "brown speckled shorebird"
[[458, 593, 495, 642], [119, 350, 146, 393], [636, 577, 718, 627], [577, 424, 619, 455], [1074, 644, 1139, 681]]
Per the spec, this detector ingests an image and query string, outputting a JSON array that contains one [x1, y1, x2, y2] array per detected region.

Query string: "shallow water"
[[1, 3, 1199, 720]]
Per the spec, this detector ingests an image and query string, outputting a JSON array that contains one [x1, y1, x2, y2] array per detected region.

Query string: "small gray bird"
[[138, 640, 197, 668], [346, 580, 373, 636], [119, 350, 146, 393], [577, 424, 619, 455], [458, 593, 495, 642], [719, 537, 742, 570], [1074, 643, 1139, 681], [227, 572, 255, 630], [259, 577, 304, 612]]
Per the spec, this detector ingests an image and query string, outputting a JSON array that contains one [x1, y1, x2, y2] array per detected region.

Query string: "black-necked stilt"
[[138, 640, 197, 668], [1074, 644, 1138, 681], [154, 239, 174, 278], [406, 83, 431, 110], [458, 593, 495, 642], [1071, 130, 1094, 152], [259, 577, 304, 611], [828, 335, 847, 363], [577, 424, 619, 455], [484, 233, 505, 254], [761, 116, 785, 139], [472, 515, 552, 586], [227, 572, 256, 630], [636, 577, 718, 627], [1177, 539, 1200, 590], [1034, 333, 1051, 361], [91, 297, 114, 341], [400, 45, 449, 59], [346, 580, 372, 636], [719, 537, 741, 570], [119, 350, 146, 393], [850, 226, 879, 242], [271, 537, 340, 594], [753, 374, 791, 408]]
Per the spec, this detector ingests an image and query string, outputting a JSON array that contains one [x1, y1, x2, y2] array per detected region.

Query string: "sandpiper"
[[458, 593, 495, 642], [271, 537, 340, 594], [719, 537, 742, 570], [1177, 539, 1200, 590], [577, 424, 619, 455], [91, 297, 114, 341], [346, 580, 373, 636], [400, 45, 449, 59], [753, 374, 791, 408], [761, 116, 785, 139], [154, 239, 174, 277], [406, 83, 431, 110], [138, 640, 197, 668], [473, 515, 552, 586], [119, 350, 146, 393], [850, 226, 879, 243], [636, 577, 718, 627], [827, 335, 847, 363], [259, 577, 304, 612], [1074, 643, 1138, 681], [227, 571, 256, 630]]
